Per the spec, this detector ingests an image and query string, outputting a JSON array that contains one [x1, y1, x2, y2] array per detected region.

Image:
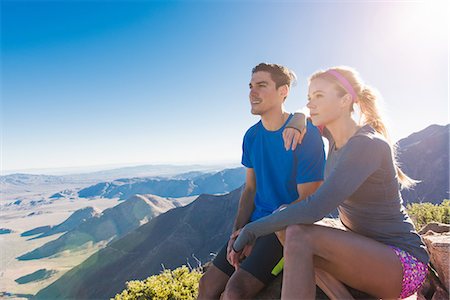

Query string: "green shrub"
[[113, 266, 202, 300], [406, 199, 450, 230]]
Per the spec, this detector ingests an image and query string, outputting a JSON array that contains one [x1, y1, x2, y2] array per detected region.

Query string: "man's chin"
[[251, 109, 262, 116]]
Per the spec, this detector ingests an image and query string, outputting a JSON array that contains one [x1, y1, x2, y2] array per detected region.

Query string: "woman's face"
[[307, 77, 346, 127]]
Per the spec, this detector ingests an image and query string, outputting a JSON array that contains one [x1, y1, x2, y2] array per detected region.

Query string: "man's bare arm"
[[292, 181, 322, 204], [233, 168, 256, 232], [227, 168, 256, 265]]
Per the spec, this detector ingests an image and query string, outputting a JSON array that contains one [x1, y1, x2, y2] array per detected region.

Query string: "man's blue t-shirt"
[[242, 114, 325, 221]]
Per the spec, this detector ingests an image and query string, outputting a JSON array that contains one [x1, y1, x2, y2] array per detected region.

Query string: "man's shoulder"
[[243, 120, 262, 139], [295, 120, 324, 150]]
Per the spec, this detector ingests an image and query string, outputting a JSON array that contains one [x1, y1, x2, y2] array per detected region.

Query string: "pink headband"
[[326, 70, 357, 102]]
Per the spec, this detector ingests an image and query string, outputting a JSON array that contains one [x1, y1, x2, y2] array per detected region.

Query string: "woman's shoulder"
[[348, 125, 391, 152]]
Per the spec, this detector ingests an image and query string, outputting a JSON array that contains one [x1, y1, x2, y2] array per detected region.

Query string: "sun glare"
[[390, 1, 448, 46]]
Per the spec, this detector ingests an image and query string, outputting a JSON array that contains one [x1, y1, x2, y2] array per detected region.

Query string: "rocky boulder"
[[418, 223, 450, 299]]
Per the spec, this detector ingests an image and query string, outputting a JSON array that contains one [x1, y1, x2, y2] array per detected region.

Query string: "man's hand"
[[228, 244, 254, 270], [227, 230, 243, 265], [228, 248, 242, 270], [283, 127, 306, 151], [227, 230, 240, 255], [227, 229, 254, 269]]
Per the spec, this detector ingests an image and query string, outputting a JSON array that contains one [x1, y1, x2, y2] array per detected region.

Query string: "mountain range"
[[70, 126, 449, 205], [34, 188, 241, 299], [21, 206, 102, 239], [397, 124, 449, 204], [1, 164, 234, 184], [77, 167, 246, 199], [17, 194, 189, 261]]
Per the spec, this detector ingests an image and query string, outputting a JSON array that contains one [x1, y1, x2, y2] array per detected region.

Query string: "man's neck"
[[261, 110, 290, 131]]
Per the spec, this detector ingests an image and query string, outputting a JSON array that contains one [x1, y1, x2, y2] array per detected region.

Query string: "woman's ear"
[[340, 93, 353, 108]]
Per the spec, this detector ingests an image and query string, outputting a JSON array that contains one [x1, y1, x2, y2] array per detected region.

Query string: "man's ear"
[[279, 84, 289, 99]]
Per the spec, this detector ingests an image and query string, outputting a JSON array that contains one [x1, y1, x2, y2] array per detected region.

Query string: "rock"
[[419, 222, 450, 235], [431, 286, 448, 300], [422, 232, 450, 293]]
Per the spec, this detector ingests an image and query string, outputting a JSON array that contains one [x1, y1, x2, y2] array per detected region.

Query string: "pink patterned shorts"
[[390, 246, 428, 299]]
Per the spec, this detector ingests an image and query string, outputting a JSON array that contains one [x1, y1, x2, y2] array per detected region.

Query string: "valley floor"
[[0, 197, 121, 298]]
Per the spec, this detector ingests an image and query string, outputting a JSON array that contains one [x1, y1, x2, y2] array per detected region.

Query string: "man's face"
[[249, 71, 286, 116]]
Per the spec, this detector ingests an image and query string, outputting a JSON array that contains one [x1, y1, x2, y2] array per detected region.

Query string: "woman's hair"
[[309, 66, 417, 189]]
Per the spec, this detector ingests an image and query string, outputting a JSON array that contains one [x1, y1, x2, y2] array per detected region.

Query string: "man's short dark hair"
[[252, 63, 296, 89]]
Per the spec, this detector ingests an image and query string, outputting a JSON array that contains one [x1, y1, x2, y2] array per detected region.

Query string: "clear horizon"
[[2, 160, 242, 176], [2, 0, 449, 171], [2, 122, 447, 176]]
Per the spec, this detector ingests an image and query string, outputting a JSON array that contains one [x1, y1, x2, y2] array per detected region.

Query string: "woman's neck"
[[327, 118, 360, 149]]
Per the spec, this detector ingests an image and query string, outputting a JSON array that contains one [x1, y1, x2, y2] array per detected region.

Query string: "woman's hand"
[[283, 127, 306, 151]]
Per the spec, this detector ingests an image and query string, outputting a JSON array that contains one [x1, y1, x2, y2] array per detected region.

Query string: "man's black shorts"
[[212, 233, 283, 285]]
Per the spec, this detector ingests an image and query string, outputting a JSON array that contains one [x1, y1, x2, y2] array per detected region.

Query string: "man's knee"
[[198, 274, 212, 297], [198, 266, 229, 299], [222, 271, 265, 300], [222, 281, 253, 300]]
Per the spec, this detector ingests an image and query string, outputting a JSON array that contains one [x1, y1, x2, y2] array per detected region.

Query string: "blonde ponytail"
[[358, 87, 389, 140], [311, 66, 418, 189], [357, 86, 418, 189]]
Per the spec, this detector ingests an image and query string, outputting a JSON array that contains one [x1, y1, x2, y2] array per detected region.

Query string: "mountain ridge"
[[18, 194, 188, 261], [33, 188, 242, 299]]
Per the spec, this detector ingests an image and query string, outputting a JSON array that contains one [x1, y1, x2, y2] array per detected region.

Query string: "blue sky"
[[1, 0, 448, 172]]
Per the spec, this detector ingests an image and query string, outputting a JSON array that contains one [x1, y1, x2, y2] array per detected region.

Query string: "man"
[[198, 63, 325, 299]]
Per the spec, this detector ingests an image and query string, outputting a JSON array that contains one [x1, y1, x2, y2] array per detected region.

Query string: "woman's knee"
[[284, 224, 315, 254]]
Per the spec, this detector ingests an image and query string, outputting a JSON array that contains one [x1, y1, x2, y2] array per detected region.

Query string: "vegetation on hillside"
[[114, 266, 202, 300], [406, 199, 450, 230]]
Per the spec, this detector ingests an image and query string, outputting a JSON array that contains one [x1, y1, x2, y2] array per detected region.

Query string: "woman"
[[230, 66, 429, 299]]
